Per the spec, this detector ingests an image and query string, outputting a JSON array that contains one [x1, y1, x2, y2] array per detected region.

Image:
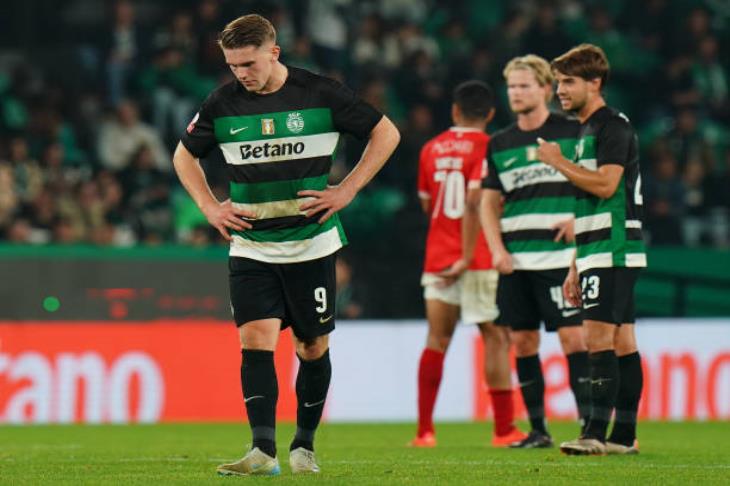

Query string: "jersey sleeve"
[[321, 77, 383, 139], [180, 94, 217, 158], [596, 118, 634, 168], [481, 143, 503, 191], [417, 144, 431, 200]]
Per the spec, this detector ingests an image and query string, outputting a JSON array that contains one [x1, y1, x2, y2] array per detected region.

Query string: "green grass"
[[1, 422, 728, 484]]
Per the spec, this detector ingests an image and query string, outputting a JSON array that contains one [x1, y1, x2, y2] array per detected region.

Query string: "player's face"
[[223, 42, 280, 93], [506, 69, 549, 114], [554, 71, 589, 112]]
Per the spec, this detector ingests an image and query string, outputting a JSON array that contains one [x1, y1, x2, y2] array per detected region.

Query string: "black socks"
[[291, 349, 332, 452], [608, 352, 643, 446], [516, 354, 547, 434], [566, 351, 591, 429], [583, 350, 619, 442], [241, 349, 278, 457]]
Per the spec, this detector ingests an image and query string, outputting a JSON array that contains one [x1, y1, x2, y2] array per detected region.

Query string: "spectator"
[[644, 151, 685, 244], [97, 100, 170, 172]]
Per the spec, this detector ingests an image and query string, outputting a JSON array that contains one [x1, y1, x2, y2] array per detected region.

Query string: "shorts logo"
[[319, 314, 334, 324], [261, 118, 275, 135], [286, 112, 305, 133]]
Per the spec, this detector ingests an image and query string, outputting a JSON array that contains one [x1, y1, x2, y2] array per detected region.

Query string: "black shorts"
[[496, 269, 582, 332], [579, 267, 640, 325], [229, 253, 337, 340]]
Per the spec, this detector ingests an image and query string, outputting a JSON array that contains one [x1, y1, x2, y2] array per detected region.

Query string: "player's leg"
[[561, 269, 620, 456], [218, 257, 285, 476], [606, 268, 643, 454], [498, 271, 551, 448], [280, 253, 337, 473], [538, 269, 590, 432], [289, 333, 330, 472], [411, 292, 460, 446], [605, 324, 641, 454], [479, 322, 526, 446], [465, 270, 525, 446]]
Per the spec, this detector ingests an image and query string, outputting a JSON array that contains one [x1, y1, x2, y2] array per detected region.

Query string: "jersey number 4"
[[433, 158, 465, 220]]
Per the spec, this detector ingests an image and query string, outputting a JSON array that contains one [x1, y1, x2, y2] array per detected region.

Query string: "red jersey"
[[418, 127, 493, 273]]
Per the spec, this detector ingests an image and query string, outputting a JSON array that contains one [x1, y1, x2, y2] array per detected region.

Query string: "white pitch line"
[[326, 459, 730, 470]]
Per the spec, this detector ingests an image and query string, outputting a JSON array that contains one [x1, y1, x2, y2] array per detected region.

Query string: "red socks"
[[489, 388, 516, 436], [417, 348, 445, 436]]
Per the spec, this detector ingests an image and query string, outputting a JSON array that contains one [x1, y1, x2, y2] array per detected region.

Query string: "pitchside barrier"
[[0, 319, 728, 424]]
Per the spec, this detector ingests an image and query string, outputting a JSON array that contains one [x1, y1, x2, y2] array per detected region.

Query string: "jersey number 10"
[[433, 157, 465, 220]]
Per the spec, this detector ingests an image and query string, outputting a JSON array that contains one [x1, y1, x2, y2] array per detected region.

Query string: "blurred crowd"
[[1, 0, 729, 253]]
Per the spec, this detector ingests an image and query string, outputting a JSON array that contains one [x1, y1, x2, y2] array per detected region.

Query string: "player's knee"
[[614, 328, 638, 356], [511, 331, 539, 357], [558, 327, 587, 354], [426, 333, 451, 352], [481, 323, 509, 349], [585, 324, 615, 352], [296, 336, 329, 360]]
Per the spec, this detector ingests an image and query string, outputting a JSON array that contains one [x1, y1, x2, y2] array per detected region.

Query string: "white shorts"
[[421, 269, 499, 324]]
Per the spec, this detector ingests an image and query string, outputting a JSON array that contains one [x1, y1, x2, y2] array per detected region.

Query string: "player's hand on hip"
[[436, 258, 468, 288], [492, 248, 514, 275], [552, 218, 575, 243], [298, 185, 356, 224], [202, 199, 255, 241], [536, 137, 563, 167], [563, 262, 582, 307]]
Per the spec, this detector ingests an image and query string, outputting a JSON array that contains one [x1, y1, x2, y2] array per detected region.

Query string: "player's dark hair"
[[452, 80, 495, 120], [218, 14, 276, 49], [551, 44, 610, 89]]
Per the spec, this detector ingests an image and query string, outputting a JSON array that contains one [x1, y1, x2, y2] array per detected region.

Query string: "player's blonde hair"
[[503, 54, 554, 101]]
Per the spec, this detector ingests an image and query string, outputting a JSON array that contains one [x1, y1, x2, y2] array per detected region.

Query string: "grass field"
[[1, 421, 728, 484]]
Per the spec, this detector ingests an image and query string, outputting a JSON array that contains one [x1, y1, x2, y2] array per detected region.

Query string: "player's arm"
[[172, 142, 255, 240], [562, 250, 581, 307], [480, 188, 513, 274], [439, 187, 481, 282], [299, 116, 400, 223], [535, 137, 623, 199]]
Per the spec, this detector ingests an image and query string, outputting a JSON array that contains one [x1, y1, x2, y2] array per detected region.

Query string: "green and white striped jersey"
[[573, 106, 646, 274], [181, 66, 382, 263], [482, 114, 581, 270]]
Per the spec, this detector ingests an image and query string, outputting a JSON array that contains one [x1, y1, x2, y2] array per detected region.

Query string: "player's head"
[[451, 80, 495, 127], [503, 54, 554, 115], [551, 44, 609, 113], [218, 14, 279, 93]]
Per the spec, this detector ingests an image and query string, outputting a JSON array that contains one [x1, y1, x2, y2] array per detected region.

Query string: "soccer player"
[[481, 55, 590, 448], [173, 14, 400, 475], [411, 81, 526, 449], [536, 44, 645, 455]]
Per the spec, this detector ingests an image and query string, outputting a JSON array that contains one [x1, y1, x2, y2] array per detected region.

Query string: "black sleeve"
[[180, 94, 217, 158], [596, 118, 634, 168], [482, 143, 504, 191], [321, 77, 383, 139]]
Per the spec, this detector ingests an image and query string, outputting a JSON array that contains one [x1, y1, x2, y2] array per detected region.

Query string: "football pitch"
[[1, 422, 728, 484]]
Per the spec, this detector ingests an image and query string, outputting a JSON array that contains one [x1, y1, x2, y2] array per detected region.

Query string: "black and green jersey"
[[181, 66, 382, 263], [573, 106, 646, 274], [482, 113, 580, 270]]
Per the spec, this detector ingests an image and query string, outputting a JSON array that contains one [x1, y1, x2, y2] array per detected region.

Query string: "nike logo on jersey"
[[503, 156, 518, 168], [591, 378, 613, 386], [303, 399, 326, 408], [562, 309, 581, 317], [244, 395, 264, 403], [229, 126, 248, 135], [319, 315, 334, 324], [584, 303, 600, 309]]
